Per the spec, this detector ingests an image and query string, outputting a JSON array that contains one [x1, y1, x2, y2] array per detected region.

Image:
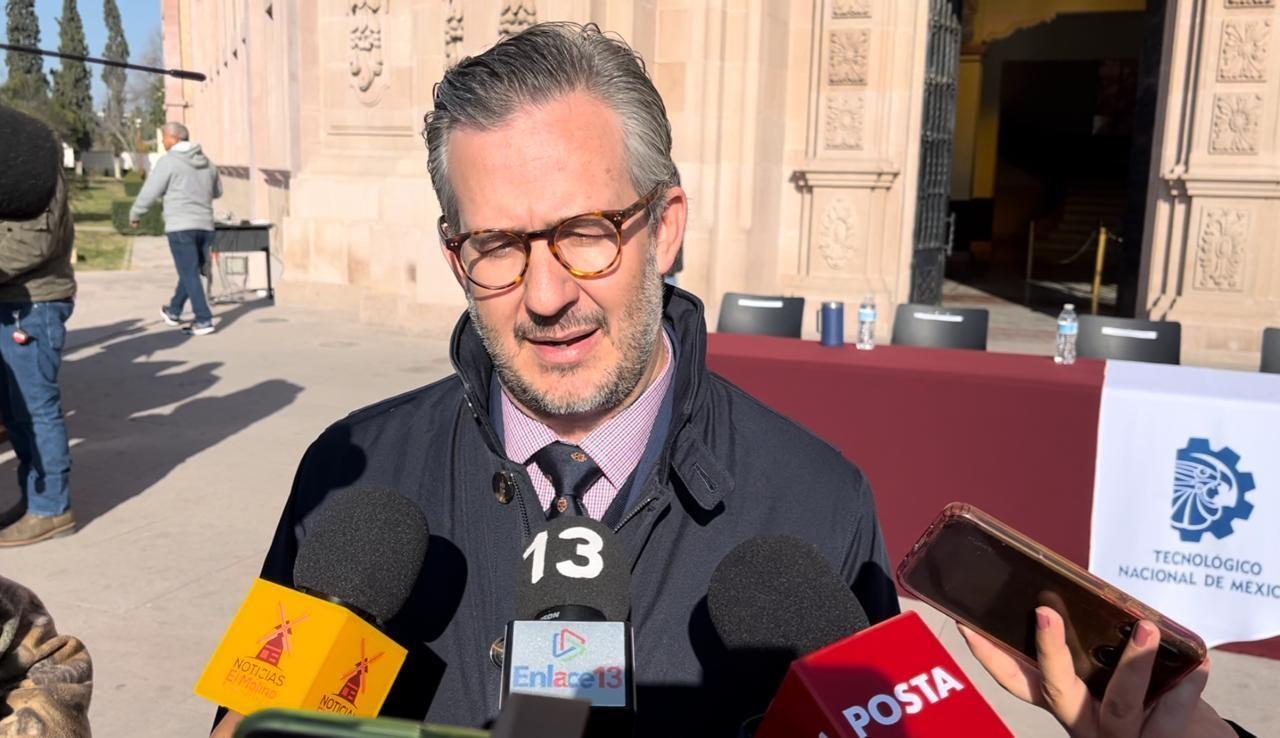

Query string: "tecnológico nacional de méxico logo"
[[1171, 438, 1257, 542]]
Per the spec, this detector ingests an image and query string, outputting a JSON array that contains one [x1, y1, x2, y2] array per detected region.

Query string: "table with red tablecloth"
[[705, 332, 1279, 659]]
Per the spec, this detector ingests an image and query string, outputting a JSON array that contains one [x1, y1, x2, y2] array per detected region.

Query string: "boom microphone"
[[0, 106, 60, 221], [502, 516, 635, 737], [0, 42, 206, 81], [197, 487, 429, 719], [709, 536, 1013, 738]]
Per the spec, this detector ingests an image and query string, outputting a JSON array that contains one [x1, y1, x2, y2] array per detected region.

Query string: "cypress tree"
[[101, 0, 129, 136], [51, 0, 94, 153], [4, 0, 49, 101], [101, 0, 130, 153]]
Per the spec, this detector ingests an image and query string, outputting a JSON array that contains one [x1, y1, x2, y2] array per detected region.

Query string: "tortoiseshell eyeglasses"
[[438, 185, 663, 290]]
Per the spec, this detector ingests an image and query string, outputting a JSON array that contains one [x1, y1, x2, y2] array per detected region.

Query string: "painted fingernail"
[[1134, 622, 1155, 647], [1036, 609, 1051, 631]]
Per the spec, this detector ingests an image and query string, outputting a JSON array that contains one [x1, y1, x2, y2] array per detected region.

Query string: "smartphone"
[[896, 502, 1207, 704]]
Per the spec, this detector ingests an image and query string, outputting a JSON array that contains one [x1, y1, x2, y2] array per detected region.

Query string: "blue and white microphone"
[[501, 516, 635, 736]]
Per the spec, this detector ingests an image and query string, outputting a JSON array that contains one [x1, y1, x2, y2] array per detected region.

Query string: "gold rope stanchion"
[[1091, 224, 1109, 315]]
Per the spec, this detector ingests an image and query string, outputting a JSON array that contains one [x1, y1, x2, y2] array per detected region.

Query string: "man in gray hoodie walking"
[[129, 122, 222, 335]]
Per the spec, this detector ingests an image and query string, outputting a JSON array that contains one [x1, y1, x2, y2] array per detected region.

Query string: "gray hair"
[[423, 22, 678, 234], [162, 122, 189, 141]]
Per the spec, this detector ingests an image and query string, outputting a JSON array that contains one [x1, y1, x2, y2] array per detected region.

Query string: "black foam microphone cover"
[[708, 535, 870, 659], [0, 106, 60, 221], [516, 516, 630, 622], [293, 487, 429, 625]]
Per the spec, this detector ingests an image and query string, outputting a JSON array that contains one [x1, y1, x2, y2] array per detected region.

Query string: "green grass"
[[74, 230, 133, 271], [70, 177, 134, 270], [70, 176, 125, 225]]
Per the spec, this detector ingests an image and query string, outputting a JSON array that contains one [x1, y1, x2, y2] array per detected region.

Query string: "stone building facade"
[[162, 0, 1279, 367]]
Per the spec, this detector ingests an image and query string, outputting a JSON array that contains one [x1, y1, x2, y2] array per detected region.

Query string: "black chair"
[[891, 304, 989, 351], [1262, 327, 1280, 374], [716, 292, 805, 338], [1078, 315, 1181, 365]]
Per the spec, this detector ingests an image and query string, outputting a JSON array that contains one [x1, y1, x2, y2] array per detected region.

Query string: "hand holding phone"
[[960, 609, 1234, 738], [897, 503, 1241, 738], [897, 503, 1206, 704]]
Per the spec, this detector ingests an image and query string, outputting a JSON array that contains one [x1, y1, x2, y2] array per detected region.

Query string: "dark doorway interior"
[[996, 58, 1135, 275], [946, 10, 1150, 316]]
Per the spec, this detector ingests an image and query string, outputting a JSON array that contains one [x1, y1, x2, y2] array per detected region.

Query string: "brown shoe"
[[0, 511, 76, 547]]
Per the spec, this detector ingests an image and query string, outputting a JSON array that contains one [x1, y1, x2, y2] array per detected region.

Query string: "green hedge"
[[111, 199, 164, 236], [123, 169, 144, 197]]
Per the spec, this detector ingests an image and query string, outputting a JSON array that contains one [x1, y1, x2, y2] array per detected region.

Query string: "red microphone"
[[755, 611, 1011, 737], [708, 536, 1012, 738]]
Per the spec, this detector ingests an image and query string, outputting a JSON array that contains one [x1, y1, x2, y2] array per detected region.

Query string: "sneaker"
[[185, 321, 216, 336], [160, 306, 182, 326], [0, 511, 76, 547]]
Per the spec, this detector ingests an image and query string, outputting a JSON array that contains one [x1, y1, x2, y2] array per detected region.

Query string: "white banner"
[[1089, 360, 1280, 647]]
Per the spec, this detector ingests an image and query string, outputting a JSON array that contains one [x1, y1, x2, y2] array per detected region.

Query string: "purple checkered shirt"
[[501, 331, 674, 520]]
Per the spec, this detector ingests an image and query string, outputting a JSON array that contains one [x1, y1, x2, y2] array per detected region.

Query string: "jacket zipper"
[[614, 494, 659, 533], [511, 472, 532, 538]]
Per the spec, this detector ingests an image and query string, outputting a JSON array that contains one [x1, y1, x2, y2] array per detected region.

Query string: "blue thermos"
[[818, 301, 844, 347]]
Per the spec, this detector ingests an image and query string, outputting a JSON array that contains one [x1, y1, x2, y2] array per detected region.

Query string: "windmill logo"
[[334, 639, 385, 707], [255, 603, 310, 667], [551, 628, 587, 661]]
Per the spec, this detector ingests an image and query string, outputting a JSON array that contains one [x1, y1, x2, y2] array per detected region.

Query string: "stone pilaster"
[[779, 0, 928, 340], [1142, 0, 1280, 368]]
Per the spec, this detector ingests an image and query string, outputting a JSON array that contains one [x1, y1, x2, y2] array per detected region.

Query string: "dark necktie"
[[531, 441, 604, 519]]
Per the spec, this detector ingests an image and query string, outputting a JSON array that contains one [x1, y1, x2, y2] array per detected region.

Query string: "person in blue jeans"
[[0, 156, 77, 546], [130, 122, 223, 336]]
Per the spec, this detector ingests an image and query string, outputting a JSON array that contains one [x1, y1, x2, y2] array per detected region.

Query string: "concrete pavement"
[[1, 236, 1274, 736], [2, 236, 455, 736]]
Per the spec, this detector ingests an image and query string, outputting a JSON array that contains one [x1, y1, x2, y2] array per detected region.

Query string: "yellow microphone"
[[196, 487, 429, 718]]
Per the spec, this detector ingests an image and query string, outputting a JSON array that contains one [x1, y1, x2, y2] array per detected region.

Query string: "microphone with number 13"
[[501, 516, 636, 737]]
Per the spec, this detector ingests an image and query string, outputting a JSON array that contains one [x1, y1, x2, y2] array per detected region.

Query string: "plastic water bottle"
[[856, 295, 876, 351], [1055, 303, 1078, 365]]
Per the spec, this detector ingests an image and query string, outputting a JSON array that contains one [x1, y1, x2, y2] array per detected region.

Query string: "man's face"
[[162, 133, 179, 151], [443, 92, 685, 421]]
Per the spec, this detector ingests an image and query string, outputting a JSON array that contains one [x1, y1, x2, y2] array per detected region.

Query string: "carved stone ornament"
[[1224, 0, 1273, 7], [824, 94, 864, 150], [818, 198, 857, 271], [498, 2, 537, 40], [348, 0, 385, 100], [445, 0, 464, 69], [1196, 209, 1249, 291], [833, 0, 871, 19], [829, 30, 870, 85], [1209, 94, 1263, 153], [1218, 20, 1271, 81]]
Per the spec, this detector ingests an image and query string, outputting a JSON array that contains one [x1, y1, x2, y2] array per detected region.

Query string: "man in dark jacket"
[[212, 22, 898, 737], [0, 156, 77, 547]]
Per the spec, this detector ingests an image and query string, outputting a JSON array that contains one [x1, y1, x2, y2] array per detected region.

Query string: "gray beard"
[[467, 248, 665, 418]]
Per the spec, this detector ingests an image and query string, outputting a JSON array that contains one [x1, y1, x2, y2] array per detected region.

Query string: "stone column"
[[1141, 0, 1280, 368]]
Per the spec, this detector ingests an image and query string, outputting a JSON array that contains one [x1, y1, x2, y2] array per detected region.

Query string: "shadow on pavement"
[[0, 302, 303, 527]]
